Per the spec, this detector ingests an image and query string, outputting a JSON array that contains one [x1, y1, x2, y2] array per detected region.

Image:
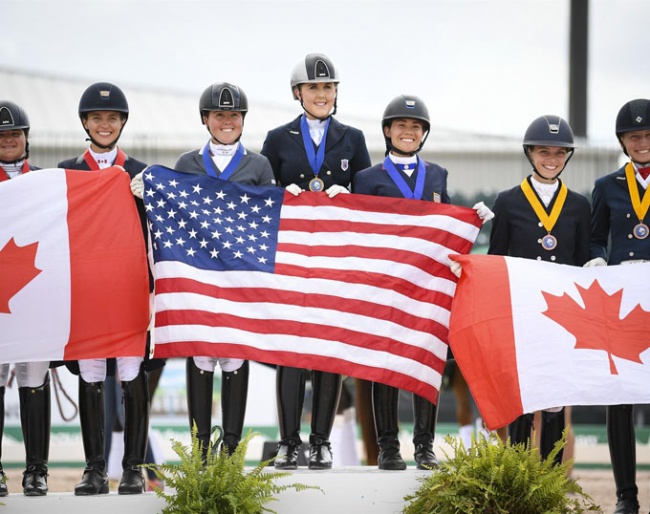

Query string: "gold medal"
[[309, 177, 325, 192]]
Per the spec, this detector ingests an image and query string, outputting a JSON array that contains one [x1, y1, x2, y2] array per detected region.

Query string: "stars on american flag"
[[142, 168, 283, 272]]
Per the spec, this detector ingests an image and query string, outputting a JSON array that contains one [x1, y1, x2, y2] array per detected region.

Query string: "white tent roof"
[[1, 66, 521, 153]]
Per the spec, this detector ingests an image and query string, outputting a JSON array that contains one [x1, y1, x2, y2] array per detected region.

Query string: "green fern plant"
[[145, 425, 322, 514], [403, 432, 600, 514]]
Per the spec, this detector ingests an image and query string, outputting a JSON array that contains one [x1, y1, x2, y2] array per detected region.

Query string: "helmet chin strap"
[[385, 130, 430, 157], [206, 123, 244, 145], [83, 119, 125, 151], [532, 167, 562, 182], [1, 131, 30, 161], [0, 155, 26, 164], [297, 90, 337, 121], [527, 148, 574, 181], [86, 135, 120, 151], [388, 146, 417, 157]]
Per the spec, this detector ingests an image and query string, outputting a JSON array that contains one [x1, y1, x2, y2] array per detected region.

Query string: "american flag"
[[143, 165, 481, 404]]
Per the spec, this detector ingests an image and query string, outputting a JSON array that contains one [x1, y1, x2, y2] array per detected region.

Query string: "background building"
[[3, 67, 620, 201]]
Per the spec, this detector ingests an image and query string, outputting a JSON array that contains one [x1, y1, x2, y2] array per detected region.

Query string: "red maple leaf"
[[0, 238, 42, 314], [541, 280, 650, 375]]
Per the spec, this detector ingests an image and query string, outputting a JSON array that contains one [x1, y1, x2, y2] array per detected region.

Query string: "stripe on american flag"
[[143, 165, 481, 404]]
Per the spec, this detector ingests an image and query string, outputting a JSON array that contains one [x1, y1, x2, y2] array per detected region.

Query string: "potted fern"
[[146, 426, 321, 514], [403, 433, 600, 514]]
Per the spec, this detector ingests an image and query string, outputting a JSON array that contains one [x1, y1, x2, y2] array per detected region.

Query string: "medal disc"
[[309, 177, 325, 192], [633, 223, 649, 239], [541, 234, 557, 250]]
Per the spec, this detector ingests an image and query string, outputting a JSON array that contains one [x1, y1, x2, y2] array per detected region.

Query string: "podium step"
[[1, 466, 429, 513]]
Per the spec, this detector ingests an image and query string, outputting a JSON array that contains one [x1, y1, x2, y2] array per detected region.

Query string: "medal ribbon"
[[83, 148, 126, 170], [520, 177, 567, 233], [0, 160, 30, 182], [300, 115, 330, 177], [383, 156, 426, 200], [624, 162, 650, 222], [201, 142, 245, 180]]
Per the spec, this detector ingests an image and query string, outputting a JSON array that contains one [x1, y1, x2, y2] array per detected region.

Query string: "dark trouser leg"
[[608, 405, 639, 513], [509, 413, 534, 447], [20, 375, 50, 496], [103, 373, 121, 463], [147, 366, 164, 402], [0, 387, 6, 497], [413, 394, 439, 470], [221, 361, 249, 455], [539, 408, 565, 466], [372, 382, 405, 470], [308, 371, 342, 470], [74, 379, 108, 496], [145, 366, 164, 482], [274, 366, 306, 469], [186, 358, 214, 460], [118, 369, 149, 495]]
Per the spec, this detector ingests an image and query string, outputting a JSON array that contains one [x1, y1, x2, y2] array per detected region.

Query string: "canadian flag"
[[0, 167, 149, 364], [448, 254, 650, 430]]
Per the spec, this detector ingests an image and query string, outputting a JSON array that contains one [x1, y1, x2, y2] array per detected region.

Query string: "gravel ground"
[[4, 467, 650, 512]]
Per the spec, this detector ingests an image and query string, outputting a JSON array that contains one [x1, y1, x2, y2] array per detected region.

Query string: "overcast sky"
[[2, 0, 648, 144]]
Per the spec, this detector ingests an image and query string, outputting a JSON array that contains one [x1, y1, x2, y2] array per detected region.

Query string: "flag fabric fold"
[[448, 254, 650, 430], [144, 165, 482, 404], [0, 167, 149, 363]]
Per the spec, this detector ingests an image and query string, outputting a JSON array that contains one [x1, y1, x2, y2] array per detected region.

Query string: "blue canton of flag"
[[142, 165, 285, 273]]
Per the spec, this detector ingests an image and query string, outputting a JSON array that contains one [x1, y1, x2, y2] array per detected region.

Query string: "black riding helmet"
[[199, 82, 248, 144], [523, 115, 575, 180], [0, 101, 30, 160], [78, 82, 129, 150], [381, 95, 431, 156], [615, 99, 650, 157], [290, 53, 339, 119]]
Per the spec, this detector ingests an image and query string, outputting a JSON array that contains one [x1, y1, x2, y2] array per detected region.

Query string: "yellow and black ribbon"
[[624, 162, 650, 223], [520, 177, 567, 234]]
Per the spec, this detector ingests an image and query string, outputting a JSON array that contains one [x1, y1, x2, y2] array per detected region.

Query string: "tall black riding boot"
[[508, 413, 534, 447], [74, 379, 108, 495], [274, 366, 306, 470], [308, 371, 342, 470], [0, 387, 7, 497], [118, 370, 149, 495], [186, 358, 214, 461], [221, 361, 249, 455], [20, 375, 50, 496], [372, 382, 406, 470], [413, 394, 439, 470], [608, 404, 639, 513], [539, 408, 565, 466]]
